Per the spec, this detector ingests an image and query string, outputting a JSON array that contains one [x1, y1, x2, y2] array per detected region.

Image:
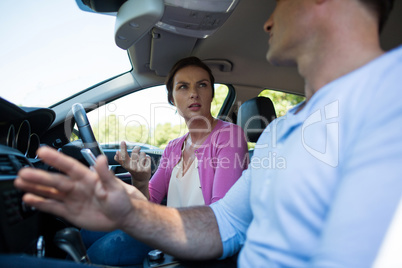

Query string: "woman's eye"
[[178, 85, 187, 89], [199, 83, 207, 88]]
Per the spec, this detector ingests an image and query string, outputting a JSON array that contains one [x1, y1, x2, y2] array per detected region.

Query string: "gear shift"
[[54, 227, 91, 264]]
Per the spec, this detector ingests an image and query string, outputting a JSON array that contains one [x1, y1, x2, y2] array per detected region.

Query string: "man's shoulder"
[[387, 44, 402, 56], [377, 45, 402, 66]]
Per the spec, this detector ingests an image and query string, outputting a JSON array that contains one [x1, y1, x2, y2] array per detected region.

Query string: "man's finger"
[[15, 172, 69, 202], [16, 167, 75, 194], [94, 155, 120, 194], [36, 147, 90, 179], [22, 193, 70, 218]]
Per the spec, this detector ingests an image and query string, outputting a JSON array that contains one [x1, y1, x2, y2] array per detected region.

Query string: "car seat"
[[237, 96, 277, 158]]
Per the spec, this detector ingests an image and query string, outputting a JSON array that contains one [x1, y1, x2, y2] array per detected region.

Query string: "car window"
[[245, 89, 305, 150], [0, 0, 131, 108], [85, 84, 229, 149], [259, 89, 305, 117]]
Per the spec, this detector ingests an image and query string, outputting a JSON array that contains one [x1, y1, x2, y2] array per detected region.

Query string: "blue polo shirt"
[[211, 45, 402, 267]]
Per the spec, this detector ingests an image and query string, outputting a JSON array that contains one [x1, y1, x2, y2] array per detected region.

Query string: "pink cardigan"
[[149, 120, 248, 205]]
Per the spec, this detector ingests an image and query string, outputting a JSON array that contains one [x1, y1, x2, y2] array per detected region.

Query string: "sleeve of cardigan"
[[209, 123, 249, 203], [148, 144, 172, 204]]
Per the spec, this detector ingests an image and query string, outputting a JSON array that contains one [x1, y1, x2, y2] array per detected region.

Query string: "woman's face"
[[172, 65, 213, 123]]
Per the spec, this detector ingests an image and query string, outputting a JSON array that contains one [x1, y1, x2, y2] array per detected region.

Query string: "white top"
[[167, 143, 205, 208]]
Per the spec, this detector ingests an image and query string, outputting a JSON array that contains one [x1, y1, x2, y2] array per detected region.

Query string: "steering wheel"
[[72, 103, 103, 157]]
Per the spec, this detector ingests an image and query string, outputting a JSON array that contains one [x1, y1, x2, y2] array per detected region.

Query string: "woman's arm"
[[148, 139, 183, 204], [209, 123, 249, 203]]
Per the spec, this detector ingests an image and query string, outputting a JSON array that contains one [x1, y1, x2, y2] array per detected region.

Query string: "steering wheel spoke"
[[72, 103, 103, 157]]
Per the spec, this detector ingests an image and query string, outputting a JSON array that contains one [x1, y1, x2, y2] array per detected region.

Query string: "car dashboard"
[[0, 97, 231, 267], [0, 97, 59, 255], [0, 97, 165, 260]]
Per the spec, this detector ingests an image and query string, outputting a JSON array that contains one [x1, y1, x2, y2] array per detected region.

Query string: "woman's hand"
[[114, 141, 152, 198]]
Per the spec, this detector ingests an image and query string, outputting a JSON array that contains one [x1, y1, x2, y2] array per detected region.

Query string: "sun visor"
[[156, 0, 240, 39], [78, 0, 241, 49], [115, 0, 164, 49]]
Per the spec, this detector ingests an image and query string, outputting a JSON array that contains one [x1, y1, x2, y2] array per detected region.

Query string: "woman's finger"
[[130, 146, 140, 166], [114, 151, 121, 163], [141, 155, 152, 170], [138, 152, 148, 169], [139, 151, 146, 158], [131, 146, 141, 158], [120, 141, 130, 162]]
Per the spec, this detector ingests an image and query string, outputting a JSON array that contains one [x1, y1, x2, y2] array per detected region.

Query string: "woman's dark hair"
[[165, 56, 215, 105], [359, 0, 394, 32]]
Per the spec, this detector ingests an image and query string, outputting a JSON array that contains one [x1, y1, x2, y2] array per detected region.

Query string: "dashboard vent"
[[0, 155, 31, 176], [0, 155, 15, 175]]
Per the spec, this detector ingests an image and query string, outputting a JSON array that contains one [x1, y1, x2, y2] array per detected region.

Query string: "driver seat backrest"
[[237, 96, 277, 157]]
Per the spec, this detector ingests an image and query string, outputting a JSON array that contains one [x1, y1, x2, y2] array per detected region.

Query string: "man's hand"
[[14, 146, 223, 260], [14, 146, 146, 231]]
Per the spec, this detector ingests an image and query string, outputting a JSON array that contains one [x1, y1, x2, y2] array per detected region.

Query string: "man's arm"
[[123, 202, 223, 260], [14, 147, 223, 260]]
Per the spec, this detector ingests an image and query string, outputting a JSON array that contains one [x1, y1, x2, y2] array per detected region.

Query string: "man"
[[12, 0, 402, 267]]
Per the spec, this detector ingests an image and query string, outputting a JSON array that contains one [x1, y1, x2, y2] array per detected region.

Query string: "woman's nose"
[[190, 87, 199, 98]]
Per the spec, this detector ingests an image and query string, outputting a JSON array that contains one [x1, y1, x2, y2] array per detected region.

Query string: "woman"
[[81, 56, 248, 265]]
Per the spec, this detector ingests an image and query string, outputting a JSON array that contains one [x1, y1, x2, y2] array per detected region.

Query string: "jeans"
[[0, 254, 85, 267], [81, 229, 153, 266]]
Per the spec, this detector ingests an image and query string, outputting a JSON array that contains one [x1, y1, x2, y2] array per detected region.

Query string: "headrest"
[[237, 96, 276, 143]]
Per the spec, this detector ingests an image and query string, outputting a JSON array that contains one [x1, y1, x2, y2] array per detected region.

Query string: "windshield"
[[0, 0, 131, 108]]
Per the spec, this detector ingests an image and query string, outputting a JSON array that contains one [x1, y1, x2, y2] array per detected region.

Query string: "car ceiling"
[[125, 0, 402, 98], [66, 0, 402, 121], [49, 0, 401, 127]]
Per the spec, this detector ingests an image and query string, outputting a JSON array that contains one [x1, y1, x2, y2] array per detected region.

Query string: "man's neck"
[[296, 1, 385, 102], [299, 42, 384, 102]]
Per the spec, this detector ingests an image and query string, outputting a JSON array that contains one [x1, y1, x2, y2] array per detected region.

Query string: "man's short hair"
[[359, 0, 395, 32]]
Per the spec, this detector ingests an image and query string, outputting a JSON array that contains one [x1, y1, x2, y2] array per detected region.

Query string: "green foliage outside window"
[[246, 89, 305, 150], [259, 89, 305, 117], [211, 84, 229, 117]]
